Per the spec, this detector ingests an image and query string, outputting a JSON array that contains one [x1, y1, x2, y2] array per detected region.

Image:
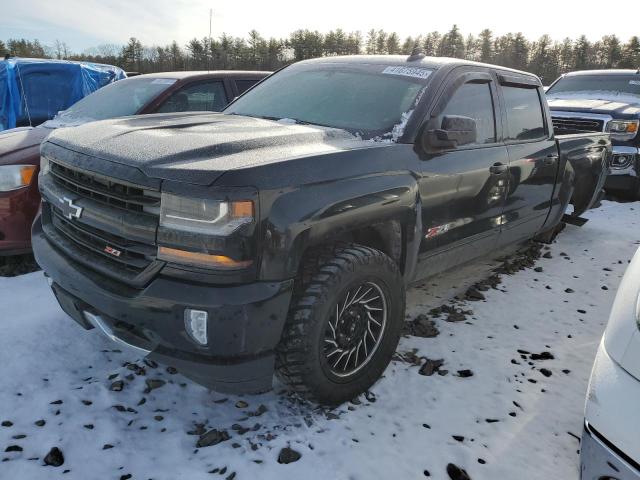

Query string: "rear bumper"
[[581, 423, 640, 480], [33, 219, 294, 394], [0, 183, 40, 255]]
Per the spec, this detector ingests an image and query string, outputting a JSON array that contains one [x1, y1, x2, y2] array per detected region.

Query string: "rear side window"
[[438, 82, 496, 145], [502, 86, 546, 141], [157, 81, 228, 113], [236, 79, 260, 95]]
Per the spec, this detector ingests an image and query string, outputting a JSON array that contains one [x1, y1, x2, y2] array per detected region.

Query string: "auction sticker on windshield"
[[382, 66, 432, 79]]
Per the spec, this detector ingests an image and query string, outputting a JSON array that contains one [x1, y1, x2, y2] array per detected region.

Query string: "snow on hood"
[[44, 112, 373, 185], [548, 91, 640, 107], [42, 117, 95, 129]]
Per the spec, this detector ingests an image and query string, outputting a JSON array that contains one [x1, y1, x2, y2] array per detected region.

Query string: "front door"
[[415, 68, 509, 279]]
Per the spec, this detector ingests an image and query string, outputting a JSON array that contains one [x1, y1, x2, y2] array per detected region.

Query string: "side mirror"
[[423, 115, 477, 149]]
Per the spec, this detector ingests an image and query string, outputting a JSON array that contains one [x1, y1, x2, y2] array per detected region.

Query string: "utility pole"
[[208, 9, 212, 72]]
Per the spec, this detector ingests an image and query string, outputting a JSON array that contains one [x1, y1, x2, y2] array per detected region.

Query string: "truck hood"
[[0, 126, 51, 160], [45, 112, 370, 185], [547, 94, 640, 119]]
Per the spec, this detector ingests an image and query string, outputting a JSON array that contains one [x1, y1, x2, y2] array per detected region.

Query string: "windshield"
[[547, 74, 640, 101], [45, 77, 177, 127], [224, 63, 432, 138]]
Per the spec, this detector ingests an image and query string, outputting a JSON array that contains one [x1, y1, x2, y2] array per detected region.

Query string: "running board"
[[562, 214, 588, 227]]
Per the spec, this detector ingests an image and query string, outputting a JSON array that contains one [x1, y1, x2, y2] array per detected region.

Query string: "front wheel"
[[276, 244, 405, 405]]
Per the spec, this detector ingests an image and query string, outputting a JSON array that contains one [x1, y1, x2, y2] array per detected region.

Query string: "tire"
[[276, 244, 405, 405]]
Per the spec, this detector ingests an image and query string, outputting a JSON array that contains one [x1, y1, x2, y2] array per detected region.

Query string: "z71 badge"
[[104, 246, 122, 257]]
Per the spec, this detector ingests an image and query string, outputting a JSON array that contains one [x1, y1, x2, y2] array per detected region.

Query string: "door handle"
[[544, 154, 559, 165], [489, 162, 507, 175]]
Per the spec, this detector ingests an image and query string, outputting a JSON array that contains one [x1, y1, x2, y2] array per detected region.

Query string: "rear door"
[[415, 68, 509, 278], [497, 75, 559, 245]]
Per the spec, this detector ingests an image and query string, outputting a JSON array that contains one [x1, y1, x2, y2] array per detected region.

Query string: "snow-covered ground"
[[1, 200, 638, 480]]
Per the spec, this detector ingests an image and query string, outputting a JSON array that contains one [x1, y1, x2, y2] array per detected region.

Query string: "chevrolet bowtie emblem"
[[59, 197, 83, 220]]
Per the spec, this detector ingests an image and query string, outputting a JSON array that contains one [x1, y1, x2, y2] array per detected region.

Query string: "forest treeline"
[[2, 25, 639, 83]]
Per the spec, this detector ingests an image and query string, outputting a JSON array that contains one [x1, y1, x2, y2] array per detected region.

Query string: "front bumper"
[[605, 146, 639, 194], [581, 423, 640, 480], [0, 182, 40, 256], [33, 219, 294, 394]]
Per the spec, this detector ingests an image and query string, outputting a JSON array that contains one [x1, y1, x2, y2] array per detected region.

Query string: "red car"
[[0, 70, 270, 258]]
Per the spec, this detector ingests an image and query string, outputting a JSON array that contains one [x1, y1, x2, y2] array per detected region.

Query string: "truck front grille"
[[51, 207, 155, 274], [49, 160, 160, 214], [42, 159, 161, 287], [551, 116, 605, 134]]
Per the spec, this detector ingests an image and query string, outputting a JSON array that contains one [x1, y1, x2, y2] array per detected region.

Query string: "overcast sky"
[[2, 0, 636, 52]]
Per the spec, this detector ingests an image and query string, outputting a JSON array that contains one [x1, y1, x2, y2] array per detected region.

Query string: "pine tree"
[[573, 35, 591, 70], [438, 25, 465, 58], [375, 30, 388, 55], [365, 29, 377, 54], [479, 29, 493, 63], [386, 33, 401, 55], [422, 32, 440, 56], [619, 36, 640, 68], [121, 37, 143, 72]]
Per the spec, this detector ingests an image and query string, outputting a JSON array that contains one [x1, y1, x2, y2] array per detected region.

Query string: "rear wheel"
[[276, 244, 405, 405]]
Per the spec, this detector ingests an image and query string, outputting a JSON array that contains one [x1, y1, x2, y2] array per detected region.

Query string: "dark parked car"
[[0, 70, 269, 258], [33, 55, 610, 404], [547, 69, 640, 198]]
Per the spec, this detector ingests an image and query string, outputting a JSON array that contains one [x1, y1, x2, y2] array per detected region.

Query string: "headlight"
[[0, 164, 37, 192], [159, 193, 253, 236], [158, 192, 255, 269], [607, 120, 639, 140]]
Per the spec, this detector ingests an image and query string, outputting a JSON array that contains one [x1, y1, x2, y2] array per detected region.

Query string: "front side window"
[[437, 82, 496, 146], [503, 86, 546, 141], [224, 63, 433, 138], [157, 81, 228, 113]]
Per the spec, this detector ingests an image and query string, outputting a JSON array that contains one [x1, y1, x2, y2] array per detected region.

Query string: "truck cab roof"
[[136, 70, 271, 80], [297, 54, 541, 82]]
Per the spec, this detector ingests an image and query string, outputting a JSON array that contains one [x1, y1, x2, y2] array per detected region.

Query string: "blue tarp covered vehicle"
[[0, 58, 126, 131]]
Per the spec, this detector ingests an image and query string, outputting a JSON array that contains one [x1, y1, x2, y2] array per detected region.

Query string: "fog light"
[[185, 309, 208, 346]]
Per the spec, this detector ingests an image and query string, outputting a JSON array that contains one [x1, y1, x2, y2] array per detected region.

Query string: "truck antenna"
[[407, 48, 425, 62]]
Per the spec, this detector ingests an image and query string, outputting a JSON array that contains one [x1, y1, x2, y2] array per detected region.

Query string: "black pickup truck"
[[33, 55, 610, 405], [547, 69, 640, 198]]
